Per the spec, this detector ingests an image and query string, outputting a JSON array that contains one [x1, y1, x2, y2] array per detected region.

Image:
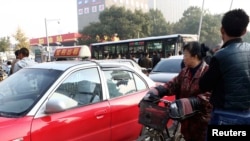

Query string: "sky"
[[0, 0, 249, 43]]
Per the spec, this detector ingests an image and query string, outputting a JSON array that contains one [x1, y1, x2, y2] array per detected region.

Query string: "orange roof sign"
[[54, 45, 91, 58]]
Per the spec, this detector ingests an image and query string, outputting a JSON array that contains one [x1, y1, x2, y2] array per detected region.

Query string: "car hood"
[[149, 72, 178, 83], [0, 116, 33, 127], [0, 116, 33, 140]]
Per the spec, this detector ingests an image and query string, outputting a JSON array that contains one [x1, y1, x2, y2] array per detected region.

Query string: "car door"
[[103, 69, 150, 141], [30, 67, 111, 141]]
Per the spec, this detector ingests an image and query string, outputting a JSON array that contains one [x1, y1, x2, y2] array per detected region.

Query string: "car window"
[[54, 67, 102, 107], [104, 69, 148, 98], [133, 73, 147, 91], [152, 59, 182, 73], [0, 68, 61, 116], [104, 70, 139, 98]]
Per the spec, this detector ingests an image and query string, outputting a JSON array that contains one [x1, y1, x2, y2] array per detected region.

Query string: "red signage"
[[30, 33, 82, 46], [54, 47, 81, 57]]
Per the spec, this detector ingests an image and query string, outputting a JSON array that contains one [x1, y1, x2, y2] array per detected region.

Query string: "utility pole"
[[229, 0, 234, 10], [198, 0, 205, 42], [44, 18, 60, 62]]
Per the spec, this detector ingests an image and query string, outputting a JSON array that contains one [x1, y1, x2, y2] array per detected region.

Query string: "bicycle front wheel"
[[137, 132, 165, 141]]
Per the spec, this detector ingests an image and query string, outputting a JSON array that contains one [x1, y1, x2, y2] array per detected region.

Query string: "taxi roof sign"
[[54, 45, 91, 58]]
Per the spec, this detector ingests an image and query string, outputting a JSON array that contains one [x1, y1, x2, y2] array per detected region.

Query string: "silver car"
[[149, 55, 183, 83]]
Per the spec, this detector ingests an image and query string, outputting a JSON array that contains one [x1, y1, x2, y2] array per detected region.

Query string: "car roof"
[[27, 61, 92, 71], [26, 60, 139, 72], [167, 55, 183, 59]]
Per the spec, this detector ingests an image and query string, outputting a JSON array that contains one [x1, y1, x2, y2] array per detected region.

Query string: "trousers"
[[209, 109, 250, 125]]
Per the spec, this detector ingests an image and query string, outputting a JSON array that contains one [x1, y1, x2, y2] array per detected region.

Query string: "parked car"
[[0, 46, 175, 141], [149, 55, 183, 83]]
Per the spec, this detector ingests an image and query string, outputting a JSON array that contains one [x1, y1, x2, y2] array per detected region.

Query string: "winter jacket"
[[151, 61, 211, 141], [200, 38, 250, 111]]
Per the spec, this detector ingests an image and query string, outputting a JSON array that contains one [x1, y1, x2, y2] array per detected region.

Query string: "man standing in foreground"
[[199, 8, 250, 125], [13, 47, 37, 73]]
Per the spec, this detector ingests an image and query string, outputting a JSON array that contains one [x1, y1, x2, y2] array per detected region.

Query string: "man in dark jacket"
[[152, 51, 161, 68], [199, 9, 250, 126]]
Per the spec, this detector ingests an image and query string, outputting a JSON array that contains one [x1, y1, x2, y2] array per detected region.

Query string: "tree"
[[173, 6, 201, 34], [199, 13, 222, 47], [12, 27, 30, 50], [0, 37, 11, 52], [173, 6, 222, 47], [97, 6, 150, 39], [147, 9, 173, 36], [79, 6, 152, 44]]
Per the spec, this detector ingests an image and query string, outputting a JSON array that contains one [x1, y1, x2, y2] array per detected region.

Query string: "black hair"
[[7, 61, 11, 65], [178, 50, 182, 55], [222, 9, 249, 37], [200, 43, 210, 57], [19, 47, 29, 57], [183, 41, 203, 60], [14, 50, 19, 57]]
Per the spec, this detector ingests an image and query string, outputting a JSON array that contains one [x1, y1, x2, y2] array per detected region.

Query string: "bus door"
[[163, 38, 178, 57], [91, 45, 103, 59]]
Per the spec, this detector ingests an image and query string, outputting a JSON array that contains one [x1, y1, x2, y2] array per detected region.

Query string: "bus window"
[[116, 43, 128, 58], [128, 41, 144, 58], [146, 41, 163, 58]]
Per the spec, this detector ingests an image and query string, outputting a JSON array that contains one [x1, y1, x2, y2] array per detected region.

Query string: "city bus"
[[90, 34, 198, 60]]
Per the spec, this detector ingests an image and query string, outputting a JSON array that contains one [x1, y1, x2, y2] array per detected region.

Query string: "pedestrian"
[[199, 8, 250, 126], [152, 51, 161, 68], [13, 47, 37, 73], [9, 49, 20, 75], [200, 43, 211, 64], [178, 50, 182, 55], [6, 61, 11, 76], [143, 41, 212, 141], [138, 53, 144, 67], [140, 53, 152, 69]]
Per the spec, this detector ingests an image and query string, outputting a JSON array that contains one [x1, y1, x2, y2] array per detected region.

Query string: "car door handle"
[[95, 109, 107, 119]]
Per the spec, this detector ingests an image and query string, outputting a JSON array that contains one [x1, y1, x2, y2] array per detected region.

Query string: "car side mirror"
[[45, 92, 78, 114]]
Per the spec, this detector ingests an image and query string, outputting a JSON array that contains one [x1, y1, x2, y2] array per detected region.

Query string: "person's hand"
[[142, 92, 160, 102], [138, 90, 159, 107], [197, 92, 213, 114]]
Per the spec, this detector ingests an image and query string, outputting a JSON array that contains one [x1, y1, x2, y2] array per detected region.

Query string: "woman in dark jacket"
[[144, 41, 212, 141]]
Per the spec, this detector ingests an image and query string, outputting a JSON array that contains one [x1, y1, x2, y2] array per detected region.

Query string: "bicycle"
[[137, 98, 198, 141]]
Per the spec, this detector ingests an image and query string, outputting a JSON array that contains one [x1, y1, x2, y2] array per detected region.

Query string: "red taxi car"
[[0, 46, 175, 141]]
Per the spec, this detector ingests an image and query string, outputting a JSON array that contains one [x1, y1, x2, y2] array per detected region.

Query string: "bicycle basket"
[[138, 100, 170, 131]]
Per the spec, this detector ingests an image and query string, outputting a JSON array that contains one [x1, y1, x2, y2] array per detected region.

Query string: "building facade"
[[77, 0, 149, 32], [148, 0, 190, 23]]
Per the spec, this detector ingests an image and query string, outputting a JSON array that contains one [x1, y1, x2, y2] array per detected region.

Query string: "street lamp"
[[44, 18, 60, 62]]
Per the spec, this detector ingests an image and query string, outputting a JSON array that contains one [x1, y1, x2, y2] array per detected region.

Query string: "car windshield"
[[0, 68, 62, 117], [152, 59, 182, 73]]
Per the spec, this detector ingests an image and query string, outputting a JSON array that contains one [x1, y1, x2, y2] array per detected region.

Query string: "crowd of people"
[[142, 8, 250, 141], [138, 51, 161, 69]]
